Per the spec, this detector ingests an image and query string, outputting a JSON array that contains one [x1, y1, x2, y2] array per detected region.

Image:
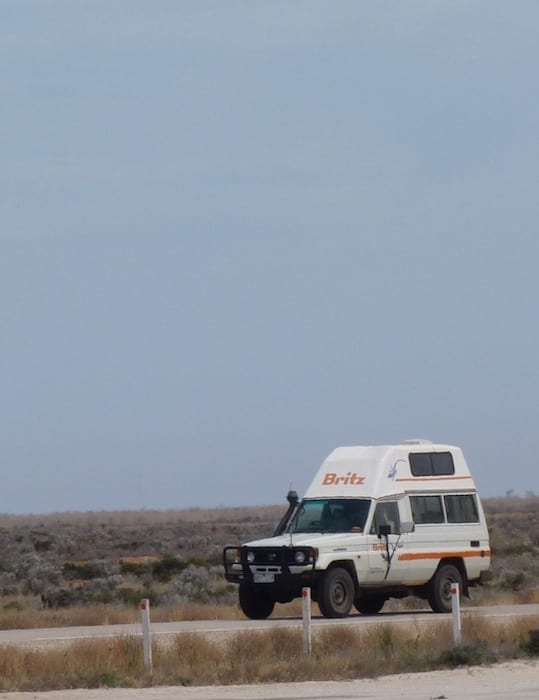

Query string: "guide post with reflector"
[[302, 587, 312, 654], [451, 583, 461, 645], [140, 598, 153, 672]]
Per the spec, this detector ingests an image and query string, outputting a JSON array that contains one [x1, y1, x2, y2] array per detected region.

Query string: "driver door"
[[365, 500, 408, 583]]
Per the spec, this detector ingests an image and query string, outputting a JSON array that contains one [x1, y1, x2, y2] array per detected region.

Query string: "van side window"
[[370, 502, 400, 535], [410, 495, 445, 524], [409, 452, 455, 477], [444, 494, 479, 523], [409, 453, 430, 476]]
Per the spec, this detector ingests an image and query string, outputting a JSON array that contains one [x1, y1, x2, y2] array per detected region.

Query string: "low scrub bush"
[[119, 560, 153, 576], [151, 556, 187, 582], [491, 569, 526, 592], [437, 640, 497, 667], [520, 629, 539, 656], [62, 561, 109, 580]]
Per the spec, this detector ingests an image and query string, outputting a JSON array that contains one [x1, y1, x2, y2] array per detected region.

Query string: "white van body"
[[223, 441, 491, 618]]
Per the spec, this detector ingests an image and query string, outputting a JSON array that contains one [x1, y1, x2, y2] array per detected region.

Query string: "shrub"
[[173, 566, 213, 603], [119, 560, 153, 576], [521, 629, 539, 656], [498, 569, 526, 591], [437, 640, 497, 667], [152, 557, 187, 582], [62, 561, 109, 580]]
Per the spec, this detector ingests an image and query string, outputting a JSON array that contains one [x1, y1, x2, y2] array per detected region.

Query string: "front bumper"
[[223, 545, 319, 587]]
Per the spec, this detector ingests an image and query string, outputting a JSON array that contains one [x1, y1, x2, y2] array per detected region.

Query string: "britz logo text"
[[322, 472, 366, 486]]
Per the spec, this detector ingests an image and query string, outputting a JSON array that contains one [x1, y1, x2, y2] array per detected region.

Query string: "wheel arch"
[[316, 562, 357, 618], [318, 559, 359, 593]]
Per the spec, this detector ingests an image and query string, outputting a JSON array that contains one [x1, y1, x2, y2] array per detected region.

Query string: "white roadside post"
[[451, 582, 462, 645], [302, 587, 312, 654], [140, 598, 153, 672]]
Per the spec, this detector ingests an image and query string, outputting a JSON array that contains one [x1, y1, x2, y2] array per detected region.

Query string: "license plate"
[[254, 572, 275, 583]]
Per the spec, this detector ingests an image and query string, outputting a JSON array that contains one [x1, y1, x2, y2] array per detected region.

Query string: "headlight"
[[246, 551, 255, 563], [294, 550, 307, 564]]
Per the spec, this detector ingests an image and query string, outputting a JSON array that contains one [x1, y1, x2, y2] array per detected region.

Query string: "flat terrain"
[[0, 495, 537, 619], [0, 496, 537, 693]]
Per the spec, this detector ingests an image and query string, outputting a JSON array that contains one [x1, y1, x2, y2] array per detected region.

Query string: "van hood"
[[243, 532, 364, 548]]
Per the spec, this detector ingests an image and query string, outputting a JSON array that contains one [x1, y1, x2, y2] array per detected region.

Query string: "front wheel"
[[317, 567, 355, 618], [239, 583, 275, 619], [428, 563, 463, 613]]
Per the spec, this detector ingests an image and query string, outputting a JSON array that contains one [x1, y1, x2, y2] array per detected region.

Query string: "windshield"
[[289, 498, 372, 533]]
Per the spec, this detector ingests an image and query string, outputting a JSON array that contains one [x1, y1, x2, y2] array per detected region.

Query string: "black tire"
[[318, 567, 355, 618], [428, 563, 463, 613], [354, 594, 386, 615], [238, 583, 275, 619]]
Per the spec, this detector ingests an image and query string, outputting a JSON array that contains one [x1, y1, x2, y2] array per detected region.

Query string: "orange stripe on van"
[[398, 550, 491, 562], [395, 476, 473, 482]]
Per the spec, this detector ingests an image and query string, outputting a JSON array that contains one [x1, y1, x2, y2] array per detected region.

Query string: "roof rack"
[[401, 439, 433, 445]]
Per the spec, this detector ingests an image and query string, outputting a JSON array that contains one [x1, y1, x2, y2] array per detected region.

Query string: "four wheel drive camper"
[[223, 440, 491, 619]]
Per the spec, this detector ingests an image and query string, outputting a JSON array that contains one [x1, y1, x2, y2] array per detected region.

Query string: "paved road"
[[1, 603, 538, 647], [1, 660, 538, 699]]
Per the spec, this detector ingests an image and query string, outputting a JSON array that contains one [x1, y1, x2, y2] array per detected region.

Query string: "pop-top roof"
[[303, 442, 475, 500]]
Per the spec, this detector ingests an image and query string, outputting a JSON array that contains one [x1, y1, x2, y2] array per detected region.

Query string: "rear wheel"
[[239, 583, 275, 619], [318, 567, 355, 618], [354, 594, 386, 615], [428, 563, 463, 613]]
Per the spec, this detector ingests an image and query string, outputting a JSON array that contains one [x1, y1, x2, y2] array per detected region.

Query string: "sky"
[[2, 1, 539, 514]]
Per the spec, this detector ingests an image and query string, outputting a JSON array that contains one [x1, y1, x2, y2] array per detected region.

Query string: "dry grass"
[[0, 603, 138, 631], [0, 602, 248, 630], [0, 638, 144, 691], [0, 600, 305, 631], [1, 615, 538, 691]]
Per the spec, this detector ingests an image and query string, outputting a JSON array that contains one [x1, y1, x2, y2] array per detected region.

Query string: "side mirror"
[[377, 524, 392, 539], [399, 521, 415, 534]]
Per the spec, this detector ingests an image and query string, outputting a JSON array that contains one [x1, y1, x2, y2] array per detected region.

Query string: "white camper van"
[[223, 440, 491, 618]]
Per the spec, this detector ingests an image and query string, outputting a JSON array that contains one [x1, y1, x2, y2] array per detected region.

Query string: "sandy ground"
[[2, 660, 538, 700]]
